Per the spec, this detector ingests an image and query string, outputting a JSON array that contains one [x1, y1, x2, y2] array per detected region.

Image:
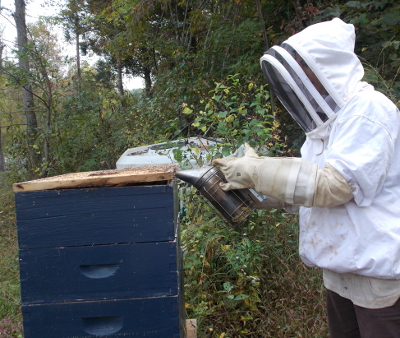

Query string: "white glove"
[[254, 196, 286, 210], [212, 143, 353, 208], [212, 143, 263, 191]]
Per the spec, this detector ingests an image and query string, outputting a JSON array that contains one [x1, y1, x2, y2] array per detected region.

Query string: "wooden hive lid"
[[12, 164, 178, 192]]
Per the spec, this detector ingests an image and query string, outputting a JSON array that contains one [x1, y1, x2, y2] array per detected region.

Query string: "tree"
[[27, 19, 65, 171], [59, 0, 88, 92], [14, 0, 40, 171], [315, 0, 400, 104], [2, 7, 70, 177]]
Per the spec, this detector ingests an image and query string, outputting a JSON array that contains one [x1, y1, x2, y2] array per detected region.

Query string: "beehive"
[[13, 164, 185, 338]]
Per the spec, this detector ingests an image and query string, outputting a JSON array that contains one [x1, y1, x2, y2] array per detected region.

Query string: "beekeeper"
[[213, 18, 400, 337]]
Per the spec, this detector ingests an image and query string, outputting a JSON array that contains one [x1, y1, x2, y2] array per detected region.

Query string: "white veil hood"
[[285, 18, 365, 109]]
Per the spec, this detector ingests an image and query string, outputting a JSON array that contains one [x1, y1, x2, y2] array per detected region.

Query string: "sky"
[[1, 0, 144, 89]]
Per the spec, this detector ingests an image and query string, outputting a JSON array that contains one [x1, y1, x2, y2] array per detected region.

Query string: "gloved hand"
[[212, 143, 264, 191], [212, 143, 353, 208], [212, 143, 303, 204]]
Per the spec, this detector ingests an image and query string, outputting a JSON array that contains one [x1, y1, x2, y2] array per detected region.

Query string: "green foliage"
[[50, 72, 164, 175], [181, 190, 327, 337], [50, 76, 122, 173], [316, 0, 400, 105], [193, 75, 274, 149], [362, 59, 400, 106], [168, 74, 292, 162]]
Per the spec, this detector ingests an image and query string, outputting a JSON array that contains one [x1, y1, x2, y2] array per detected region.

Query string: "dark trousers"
[[326, 289, 400, 338]]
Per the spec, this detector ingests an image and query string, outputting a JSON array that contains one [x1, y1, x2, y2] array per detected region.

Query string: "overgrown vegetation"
[[0, 175, 22, 338], [181, 194, 327, 337], [0, 0, 399, 337]]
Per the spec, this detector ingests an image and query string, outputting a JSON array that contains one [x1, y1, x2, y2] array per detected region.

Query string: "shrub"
[[181, 190, 327, 337]]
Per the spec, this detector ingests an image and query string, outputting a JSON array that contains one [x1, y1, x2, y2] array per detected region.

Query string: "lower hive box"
[[22, 297, 182, 338]]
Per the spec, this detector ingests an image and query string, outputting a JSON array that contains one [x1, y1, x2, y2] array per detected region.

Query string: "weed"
[[0, 317, 22, 338], [0, 173, 23, 338], [181, 193, 328, 337]]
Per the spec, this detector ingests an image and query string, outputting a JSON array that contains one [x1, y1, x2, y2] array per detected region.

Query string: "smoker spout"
[[175, 166, 213, 186]]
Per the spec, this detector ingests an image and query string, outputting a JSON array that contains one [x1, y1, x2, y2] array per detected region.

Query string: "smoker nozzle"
[[175, 166, 213, 186]]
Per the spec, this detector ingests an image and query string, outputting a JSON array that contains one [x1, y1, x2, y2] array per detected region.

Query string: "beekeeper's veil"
[[260, 18, 364, 134]]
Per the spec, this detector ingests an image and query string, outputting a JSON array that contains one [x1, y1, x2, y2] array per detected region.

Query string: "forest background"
[[0, 0, 399, 337]]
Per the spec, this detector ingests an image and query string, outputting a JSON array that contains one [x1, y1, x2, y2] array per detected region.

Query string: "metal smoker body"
[[176, 166, 258, 224]]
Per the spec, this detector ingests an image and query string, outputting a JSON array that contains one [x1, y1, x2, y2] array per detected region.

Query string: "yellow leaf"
[[225, 115, 234, 122], [219, 333, 226, 338], [191, 147, 200, 156], [183, 107, 193, 115], [248, 82, 254, 90]]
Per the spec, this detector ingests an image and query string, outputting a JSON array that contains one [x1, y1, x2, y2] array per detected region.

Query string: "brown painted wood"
[[12, 164, 178, 192]]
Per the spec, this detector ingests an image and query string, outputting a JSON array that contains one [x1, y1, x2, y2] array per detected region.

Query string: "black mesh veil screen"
[[261, 60, 316, 132]]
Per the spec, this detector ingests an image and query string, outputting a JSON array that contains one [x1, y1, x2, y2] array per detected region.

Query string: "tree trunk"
[[144, 67, 152, 97], [75, 17, 81, 92], [0, 122, 4, 172], [14, 0, 40, 171], [116, 57, 124, 95]]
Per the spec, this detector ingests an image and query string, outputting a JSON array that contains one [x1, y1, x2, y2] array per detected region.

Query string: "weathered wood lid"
[[13, 164, 178, 192]]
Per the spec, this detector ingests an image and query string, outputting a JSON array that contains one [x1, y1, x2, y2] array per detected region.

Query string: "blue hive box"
[[13, 165, 185, 338]]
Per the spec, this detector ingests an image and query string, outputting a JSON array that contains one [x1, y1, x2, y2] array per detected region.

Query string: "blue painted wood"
[[15, 185, 171, 220], [19, 241, 179, 304], [15, 182, 184, 337], [22, 296, 184, 338], [15, 185, 176, 249]]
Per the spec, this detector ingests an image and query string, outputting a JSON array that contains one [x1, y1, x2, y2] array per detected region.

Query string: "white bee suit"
[[282, 19, 400, 280], [214, 18, 400, 308], [275, 18, 400, 309], [299, 86, 400, 278]]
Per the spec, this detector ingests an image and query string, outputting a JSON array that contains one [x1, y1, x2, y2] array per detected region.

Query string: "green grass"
[[0, 173, 23, 337]]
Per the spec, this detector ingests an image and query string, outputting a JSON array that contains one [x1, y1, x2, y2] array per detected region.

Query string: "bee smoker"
[[176, 166, 264, 224]]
